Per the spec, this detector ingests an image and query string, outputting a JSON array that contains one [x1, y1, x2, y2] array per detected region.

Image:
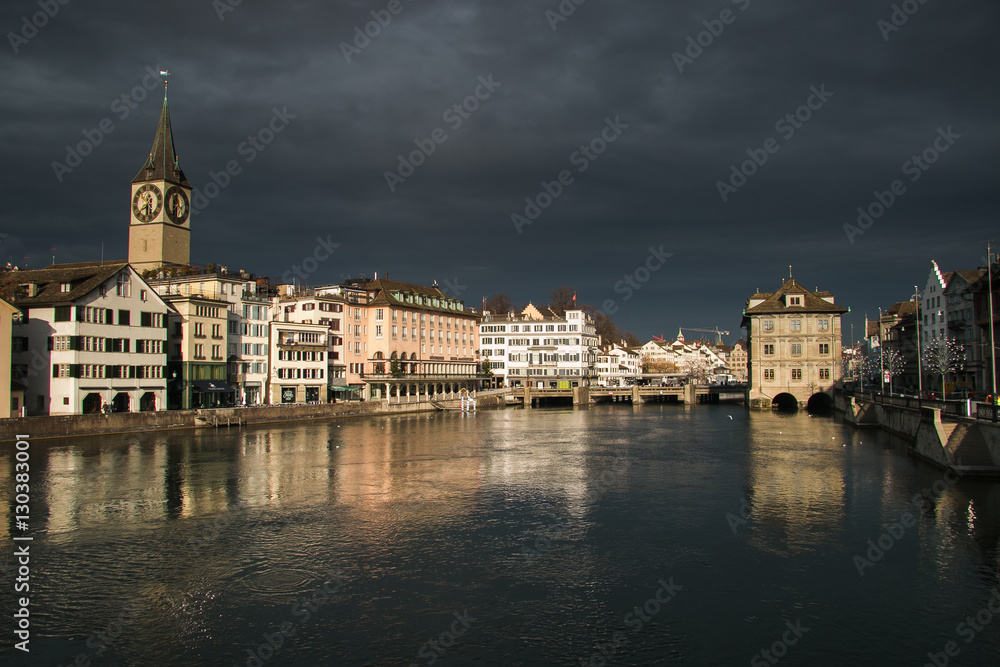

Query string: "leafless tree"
[[484, 293, 513, 315], [548, 286, 576, 317], [923, 337, 965, 398]]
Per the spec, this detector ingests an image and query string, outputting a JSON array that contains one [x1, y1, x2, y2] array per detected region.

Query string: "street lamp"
[[988, 242, 997, 400], [914, 285, 923, 397]]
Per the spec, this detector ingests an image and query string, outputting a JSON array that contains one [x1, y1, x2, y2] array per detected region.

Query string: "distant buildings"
[[596, 343, 641, 387], [741, 278, 847, 409]]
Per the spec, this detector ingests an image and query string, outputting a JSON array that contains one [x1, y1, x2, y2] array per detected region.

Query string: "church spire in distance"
[[132, 70, 190, 187]]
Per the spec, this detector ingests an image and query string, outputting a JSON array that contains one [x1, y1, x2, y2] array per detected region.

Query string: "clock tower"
[[128, 75, 192, 273]]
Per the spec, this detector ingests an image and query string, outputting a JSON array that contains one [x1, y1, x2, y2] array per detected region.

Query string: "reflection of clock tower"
[[128, 79, 191, 273]]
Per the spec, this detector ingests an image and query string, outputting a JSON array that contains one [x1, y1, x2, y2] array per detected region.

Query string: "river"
[[2, 404, 999, 666]]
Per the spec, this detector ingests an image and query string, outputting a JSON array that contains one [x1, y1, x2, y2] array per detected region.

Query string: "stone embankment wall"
[[836, 393, 1000, 475], [0, 393, 506, 441]]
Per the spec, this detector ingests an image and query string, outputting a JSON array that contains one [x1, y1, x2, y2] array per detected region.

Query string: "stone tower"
[[128, 77, 191, 273]]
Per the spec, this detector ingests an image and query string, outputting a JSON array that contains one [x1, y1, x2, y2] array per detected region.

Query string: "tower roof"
[[132, 91, 190, 187]]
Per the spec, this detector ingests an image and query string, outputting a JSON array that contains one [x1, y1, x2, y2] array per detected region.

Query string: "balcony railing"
[[361, 372, 480, 381]]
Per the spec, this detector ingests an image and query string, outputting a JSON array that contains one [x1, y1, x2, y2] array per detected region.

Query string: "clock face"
[[132, 184, 162, 223], [165, 186, 189, 224]]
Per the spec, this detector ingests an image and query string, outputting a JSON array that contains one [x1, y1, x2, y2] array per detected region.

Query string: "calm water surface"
[[2, 404, 1000, 666]]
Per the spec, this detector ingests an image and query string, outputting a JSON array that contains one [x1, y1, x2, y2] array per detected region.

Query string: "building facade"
[[275, 287, 349, 401], [2, 262, 169, 415], [0, 297, 21, 417], [341, 278, 481, 401], [596, 343, 642, 386], [150, 272, 272, 405], [741, 278, 847, 410], [268, 321, 328, 404], [164, 294, 231, 409], [481, 305, 600, 389]]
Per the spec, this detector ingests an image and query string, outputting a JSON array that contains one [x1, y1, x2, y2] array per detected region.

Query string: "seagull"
[[728, 415, 733, 420]]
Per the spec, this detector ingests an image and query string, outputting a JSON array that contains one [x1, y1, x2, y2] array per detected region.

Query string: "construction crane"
[[681, 327, 730, 344]]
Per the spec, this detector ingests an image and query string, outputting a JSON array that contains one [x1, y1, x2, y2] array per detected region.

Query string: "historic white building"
[[268, 321, 329, 404], [275, 286, 349, 400], [481, 305, 600, 388], [2, 262, 170, 415]]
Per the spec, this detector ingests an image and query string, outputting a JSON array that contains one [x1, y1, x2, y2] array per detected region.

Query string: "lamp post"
[[914, 285, 923, 397], [988, 242, 997, 400]]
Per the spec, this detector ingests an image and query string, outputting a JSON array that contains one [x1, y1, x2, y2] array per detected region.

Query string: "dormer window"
[[59, 282, 71, 293], [787, 295, 802, 306]]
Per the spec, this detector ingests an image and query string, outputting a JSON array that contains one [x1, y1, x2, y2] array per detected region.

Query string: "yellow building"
[[0, 296, 21, 417], [163, 294, 232, 409], [741, 278, 847, 410]]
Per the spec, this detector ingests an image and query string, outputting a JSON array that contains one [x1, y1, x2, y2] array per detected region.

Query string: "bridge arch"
[[806, 392, 834, 413], [771, 393, 799, 412]]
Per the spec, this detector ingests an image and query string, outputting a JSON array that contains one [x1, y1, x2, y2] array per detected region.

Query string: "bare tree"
[[548, 286, 576, 317], [680, 357, 713, 384], [484, 293, 513, 315], [923, 337, 965, 398], [623, 332, 640, 347], [880, 348, 906, 394]]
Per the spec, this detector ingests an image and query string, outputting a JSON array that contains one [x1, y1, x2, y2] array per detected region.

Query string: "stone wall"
[[0, 393, 508, 441]]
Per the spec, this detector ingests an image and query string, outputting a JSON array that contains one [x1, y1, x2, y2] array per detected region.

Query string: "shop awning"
[[192, 380, 235, 393], [330, 385, 362, 392]]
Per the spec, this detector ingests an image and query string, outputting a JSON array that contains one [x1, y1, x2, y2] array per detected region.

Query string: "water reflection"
[[1, 407, 999, 666]]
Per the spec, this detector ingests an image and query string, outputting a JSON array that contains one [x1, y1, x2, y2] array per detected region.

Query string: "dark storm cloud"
[[1, 0, 997, 340]]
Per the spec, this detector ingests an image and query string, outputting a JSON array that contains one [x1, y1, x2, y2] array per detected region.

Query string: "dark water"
[[2, 404, 1000, 666]]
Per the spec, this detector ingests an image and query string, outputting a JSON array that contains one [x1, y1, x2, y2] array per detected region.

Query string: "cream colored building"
[[741, 278, 847, 410], [2, 262, 169, 415], [151, 272, 272, 405], [268, 321, 328, 404], [341, 278, 480, 401], [164, 294, 231, 409], [0, 297, 21, 417]]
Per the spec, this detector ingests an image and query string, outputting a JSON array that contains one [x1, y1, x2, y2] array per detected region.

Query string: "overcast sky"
[[2, 0, 997, 342]]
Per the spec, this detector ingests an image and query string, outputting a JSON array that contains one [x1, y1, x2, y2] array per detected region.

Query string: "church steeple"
[[128, 70, 192, 273], [132, 78, 189, 187]]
